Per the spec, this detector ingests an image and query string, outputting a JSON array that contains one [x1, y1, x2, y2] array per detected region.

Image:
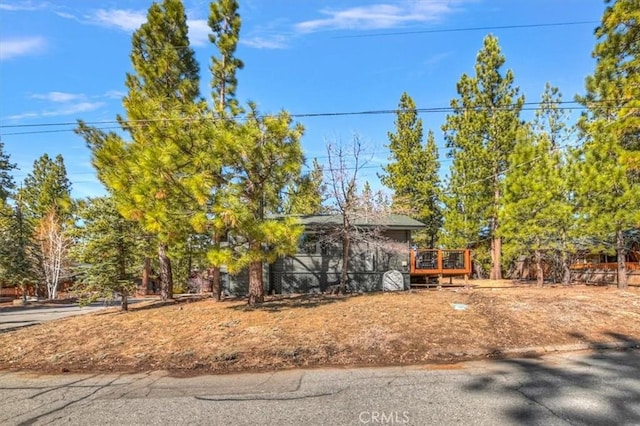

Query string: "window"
[[298, 233, 320, 254]]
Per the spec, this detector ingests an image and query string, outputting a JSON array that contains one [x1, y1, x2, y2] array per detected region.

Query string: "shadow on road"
[[465, 333, 640, 424]]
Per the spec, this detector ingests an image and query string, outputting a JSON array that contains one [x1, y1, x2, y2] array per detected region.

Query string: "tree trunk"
[[211, 267, 222, 300], [535, 249, 544, 287], [121, 290, 129, 312], [490, 236, 502, 280], [340, 229, 351, 294], [158, 243, 173, 301], [247, 260, 264, 305], [616, 229, 628, 290], [561, 251, 571, 285], [211, 233, 222, 300], [490, 173, 502, 281], [141, 257, 151, 295], [21, 281, 28, 303]]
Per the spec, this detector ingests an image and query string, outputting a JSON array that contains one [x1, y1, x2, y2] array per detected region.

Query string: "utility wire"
[[1, 98, 632, 137], [333, 20, 600, 39], [0, 98, 619, 130]]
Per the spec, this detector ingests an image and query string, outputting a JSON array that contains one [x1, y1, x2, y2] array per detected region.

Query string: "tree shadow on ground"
[[465, 333, 640, 425], [226, 293, 350, 312], [91, 296, 207, 315]]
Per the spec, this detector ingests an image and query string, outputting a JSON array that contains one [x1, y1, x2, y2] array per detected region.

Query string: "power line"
[[0, 98, 619, 130], [1, 98, 631, 137], [333, 20, 600, 39], [3, 97, 630, 131]]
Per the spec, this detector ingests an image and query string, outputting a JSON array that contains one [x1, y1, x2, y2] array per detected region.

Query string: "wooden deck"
[[410, 249, 472, 284]]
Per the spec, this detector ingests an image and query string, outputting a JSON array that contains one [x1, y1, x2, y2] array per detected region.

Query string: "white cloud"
[[0, 1, 47, 11], [7, 102, 104, 121], [424, 51, 452, 66], [241, 35, 289, 50], [104, 90, 126, 99], [31, 91, 85, 103], [89, 9, 146, 32], [80, 9, 210, 48], [0, 36, 46, 60], [295, 0, 471, 33], [55, 11, 76, 20], [187, 19, 209, 46], [46, 102, 104, 116]]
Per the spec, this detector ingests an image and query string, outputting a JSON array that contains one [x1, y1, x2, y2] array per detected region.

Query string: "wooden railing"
[[570, 262, 640, 271], [410, 249, 472, 276], [0, 287, 19, 298]]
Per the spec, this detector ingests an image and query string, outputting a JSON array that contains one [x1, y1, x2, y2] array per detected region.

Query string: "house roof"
[[292, 214, 426, 230]]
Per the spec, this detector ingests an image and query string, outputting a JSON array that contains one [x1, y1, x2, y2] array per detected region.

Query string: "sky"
[[0, 0, 608, 199]]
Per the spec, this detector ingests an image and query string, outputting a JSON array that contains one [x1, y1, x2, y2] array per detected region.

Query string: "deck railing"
[[570, 262, 640, 271], [410, 249, 472, 276]]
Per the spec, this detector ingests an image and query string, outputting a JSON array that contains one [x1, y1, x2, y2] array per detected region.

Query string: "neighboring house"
[[570, 231, 640, 285], [224, 214, 425, 295]]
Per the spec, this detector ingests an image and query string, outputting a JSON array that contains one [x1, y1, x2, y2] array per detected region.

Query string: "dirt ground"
[[0, 283, 639, 375]]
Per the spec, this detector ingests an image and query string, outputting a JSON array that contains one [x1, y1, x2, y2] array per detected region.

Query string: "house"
[[570, 231, 640, 285], [225, 214, 425, 296]]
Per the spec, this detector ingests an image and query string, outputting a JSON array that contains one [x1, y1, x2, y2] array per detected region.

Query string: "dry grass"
[[1, 285, 639, 375]]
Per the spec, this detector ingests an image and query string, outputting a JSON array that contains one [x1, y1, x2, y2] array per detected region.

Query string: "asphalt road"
[[0, 300, 141, 332], [1, 349, 638, 425]]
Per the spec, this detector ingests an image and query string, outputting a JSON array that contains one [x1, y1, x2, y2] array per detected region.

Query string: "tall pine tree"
[[203, 0, 306, 304], [381, 93, 441, 247], [575, 0, 640, 289], [442, 35, 524, 279], [500, 84, 574, 286], [76, 0, 210, 300], [18, 153, 72, 299], [207, 0, 244, 300]]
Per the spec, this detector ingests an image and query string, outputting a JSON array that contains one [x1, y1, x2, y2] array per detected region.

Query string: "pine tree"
[[0, 196, 38, 301], [18, 153, 73, 299], [381, 92, 441, 247], [574, 0, 640, 289], [203, 0, 306, 304], [71, 197, 146, 311], [76, 0, 210, 300], [281, 159, 326, 215], [207, 104, 305, 305], [209, 0, 244, 115], [207, 0, 244, 300], [20, 153, 71, 220], [0, 147, 33, 295], [0, 141, 15, 204], [0, 141, 17, 281], [500, 84, 574, 286], [442, 34, 524, 279]]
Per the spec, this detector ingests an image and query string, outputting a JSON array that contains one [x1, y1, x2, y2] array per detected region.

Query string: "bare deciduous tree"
[[35, 210, 71, 300], [325, 135, 394, 294]]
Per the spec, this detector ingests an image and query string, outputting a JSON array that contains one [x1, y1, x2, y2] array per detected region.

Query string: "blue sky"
[[0, 0, 607, 199]]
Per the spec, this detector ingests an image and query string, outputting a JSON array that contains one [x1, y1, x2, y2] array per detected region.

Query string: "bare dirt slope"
[[1, 285, 638, 375]]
